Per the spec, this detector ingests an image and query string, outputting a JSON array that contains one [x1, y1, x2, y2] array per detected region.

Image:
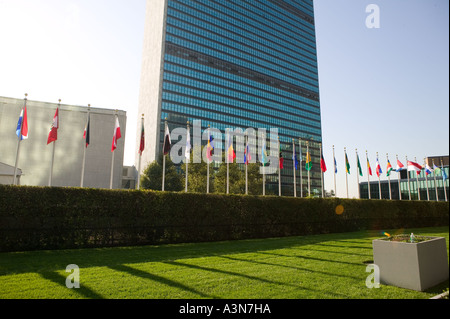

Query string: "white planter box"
[[372, 236, 449, 291]]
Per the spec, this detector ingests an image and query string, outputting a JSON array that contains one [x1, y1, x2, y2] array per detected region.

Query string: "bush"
[[0, 185, 448, 252]]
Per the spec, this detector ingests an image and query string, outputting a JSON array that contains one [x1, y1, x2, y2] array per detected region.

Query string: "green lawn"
[[0, 227, 448, 299]]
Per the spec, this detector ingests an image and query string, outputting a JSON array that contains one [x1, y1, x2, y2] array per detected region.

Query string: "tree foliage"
[[140, 154, 183, 191]]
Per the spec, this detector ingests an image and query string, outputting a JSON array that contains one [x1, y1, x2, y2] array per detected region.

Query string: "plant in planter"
[[372, 233, 449, 291]]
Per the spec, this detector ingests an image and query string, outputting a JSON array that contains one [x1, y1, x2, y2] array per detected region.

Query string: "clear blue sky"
[[0, 0, 448, 198]]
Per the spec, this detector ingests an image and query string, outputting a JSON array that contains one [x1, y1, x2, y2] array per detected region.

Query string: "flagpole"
[[185, 121, 189, 193], [299, 138, 303, 197], [110, 110, 118, 190], [226, 129, 230, 194], [396, 155, 402, 200], [245, 153, 248, 195], [366, 151, 371, 199], [207, 125, 210, 194], [307, 141, 310, 197], [13, 133, 22, 185], [332, 145, 336, 197], [320, 143, 324, 198], [386, 153, 392, 200], [377, 152, 381, 200], [441, 159, 447, 202], [110, 141, 115, 189], [162, 119, 167, 192], [414, 157, 421, 200], [245, 134, 248, 195], [81, 104, 90, 187], [344, 147, 348, 198], [262, 132, 265, 196], [356, 149, 360, 199], [13, 93, 27, 185], [137, 114, 144, 190], [48, 99, 60, 187], [424, 158, 429, 201], [293, 139, 296, 198], [278, 137, 281, 197], [406, 156, 411, 200], [432, 160, 439, 201]]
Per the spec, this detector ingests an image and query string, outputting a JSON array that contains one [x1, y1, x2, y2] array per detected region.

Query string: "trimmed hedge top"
[[0, 185, 448, 252]]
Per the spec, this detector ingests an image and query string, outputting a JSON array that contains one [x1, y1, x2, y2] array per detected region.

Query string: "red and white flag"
[[139, 119, 145, 155], [111, 115, 122, 152], [47, 107, 59, 144], [407, 160, 422, 173]]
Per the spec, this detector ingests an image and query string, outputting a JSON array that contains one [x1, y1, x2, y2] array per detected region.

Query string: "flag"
[[345, 152, 350, 174], [386, 159, 393, 177], [357, 154, 363, 176], [298, 142, 302, 164], [83, 114, 90, 147], [396, 159, 404, 172], [334, 157, 337, 174], [111, 116, 122, 152], [320, 154, 327, 173], [279, 142, 283, 169], [433, 164, 441, 174], [227, 133, 236, 163], [424, 164, 433, 175], [305, 151, 312, 171], [376, 157, 382, 177], [139, 120, 145, 155], [16, 106, 29, 140], [292, 144, 298, 170], [261, 138, 268, 166], [185, 129, 191, 159], [244, 138, 251, 165], [442, 166, 448, 181], [407, 160, 422, 173], [47, 107, 59, 144], [367, 158, 373, 176], [206, 132, 214, 162], [163, 123, 171, 155]]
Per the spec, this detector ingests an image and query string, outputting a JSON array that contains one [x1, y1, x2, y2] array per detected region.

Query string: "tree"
[[246, 163, 264, 196], [180, 147, 215, 193], [213, 161, 263, 195], [140, 154, 183, 191]]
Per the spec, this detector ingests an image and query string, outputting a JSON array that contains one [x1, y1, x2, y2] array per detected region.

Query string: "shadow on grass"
[[39, 271, 104, 299], [163, 260, 350, 298], [258, 250, 363, 266], [1, 227, 448, 279], [217, 255, 361, 280], [108, 264, 217, 299], [0, 235, 330, 275]]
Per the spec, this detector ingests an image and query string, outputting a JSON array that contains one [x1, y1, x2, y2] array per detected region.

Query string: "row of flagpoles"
[[12, 97, 448, 201], [159, 119, 317, 196], [13, 94, 122, 189], [158, 118, 448, 201], [337, 147, 448, 201]]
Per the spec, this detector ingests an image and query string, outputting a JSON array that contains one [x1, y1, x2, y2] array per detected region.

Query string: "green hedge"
[[0, 185, 448, 252]]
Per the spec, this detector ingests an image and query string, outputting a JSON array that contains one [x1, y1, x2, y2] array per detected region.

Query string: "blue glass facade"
[[159, 0, 322, 195]]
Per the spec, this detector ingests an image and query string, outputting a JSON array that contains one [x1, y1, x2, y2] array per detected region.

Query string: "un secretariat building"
[[137, 0, 323, 196]]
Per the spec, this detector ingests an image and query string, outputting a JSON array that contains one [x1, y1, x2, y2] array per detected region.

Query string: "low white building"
[[0, 162, 22, 185], [0, 96, 126, 189]]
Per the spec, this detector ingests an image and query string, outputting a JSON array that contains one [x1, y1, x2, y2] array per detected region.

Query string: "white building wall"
[[0, 96, 126, 189], [135, 0, 168, 175]]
